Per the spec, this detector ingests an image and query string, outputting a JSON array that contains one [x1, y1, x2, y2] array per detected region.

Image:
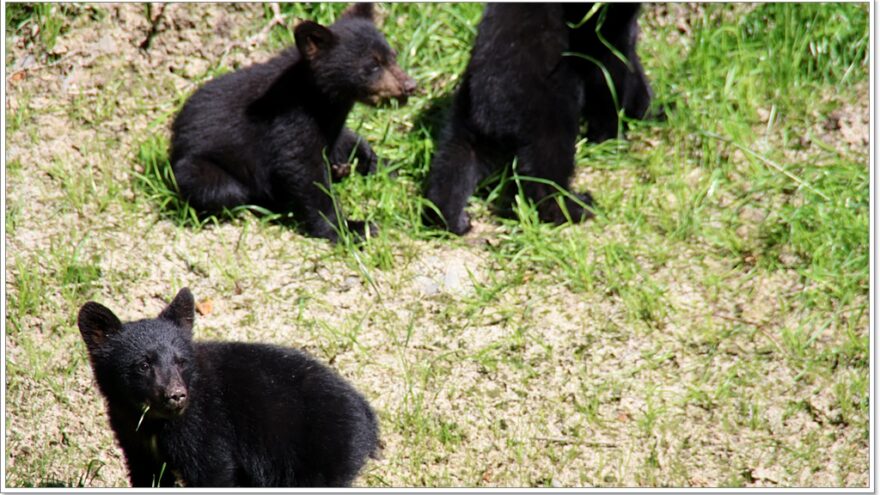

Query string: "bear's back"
[[458, 4, 581, 141], [170, 48, 301, 160], [191, 341, 378, 486]]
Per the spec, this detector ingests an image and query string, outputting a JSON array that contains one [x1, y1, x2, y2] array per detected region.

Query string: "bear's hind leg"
[[516, 130, 594, 225], [424, 128, 483, 235], [172, 156, 251, 214], [621, 54, 655, 122]]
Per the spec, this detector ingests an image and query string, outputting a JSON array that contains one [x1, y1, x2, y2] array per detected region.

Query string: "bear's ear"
[[295, 21, 336, 60], [158, 287, 195, 337], [340, 3, 374, 22], [78, 302, 123, 353]]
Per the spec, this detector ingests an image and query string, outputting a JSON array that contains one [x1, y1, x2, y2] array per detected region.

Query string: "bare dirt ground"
[[4, 3, 870, 488]]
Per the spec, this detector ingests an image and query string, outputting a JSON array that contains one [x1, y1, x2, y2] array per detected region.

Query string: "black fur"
[[424, 3, 654, 235], [569, 3, 656, 142], [170, 4, 415, 241], [78, 288, 380, 487]]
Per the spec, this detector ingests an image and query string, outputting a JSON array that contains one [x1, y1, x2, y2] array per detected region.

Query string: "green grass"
[[4, 3, 101, 60], [4, 2, 870, 488], [133, 134, 204, 227]]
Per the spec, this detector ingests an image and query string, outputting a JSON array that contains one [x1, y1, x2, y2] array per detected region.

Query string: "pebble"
[[413, 275, 439, 296], [442, 261, 469, 293]]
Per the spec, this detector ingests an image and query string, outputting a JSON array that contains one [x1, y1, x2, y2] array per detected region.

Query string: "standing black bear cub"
[[78, 288, 379, 487], [424, 3, 655, 234], [171, 3, 415, 241]]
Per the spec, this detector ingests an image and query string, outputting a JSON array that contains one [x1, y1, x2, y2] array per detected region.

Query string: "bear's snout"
[[390, 65, 417, 102], [163, 385, 188, 413], [399, 70, 417, 96], [364, 63, 417, 106]]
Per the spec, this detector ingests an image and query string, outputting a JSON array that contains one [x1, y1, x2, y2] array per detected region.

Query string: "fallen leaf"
[[195, 298, 213, 316]]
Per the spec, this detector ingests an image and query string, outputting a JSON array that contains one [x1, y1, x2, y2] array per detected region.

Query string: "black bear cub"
[[170, 3, 415, 242], [78, 288, 379, 487], [424, 3, 655, 235]]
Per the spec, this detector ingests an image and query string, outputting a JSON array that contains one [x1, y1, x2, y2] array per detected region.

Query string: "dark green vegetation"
[[5, 3, 869, 487]]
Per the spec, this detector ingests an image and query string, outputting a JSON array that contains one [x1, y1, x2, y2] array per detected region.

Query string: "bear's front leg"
[[271, 154, 374, 242], [125, 455, 167, 488], [329, 128, 378, 180], [183, 459, 241, 487]]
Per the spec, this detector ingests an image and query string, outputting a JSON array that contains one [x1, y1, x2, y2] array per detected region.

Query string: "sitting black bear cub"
[[424, 3, 655, 235], [78, 288, 380, 487], [171, 3, 415, 241]]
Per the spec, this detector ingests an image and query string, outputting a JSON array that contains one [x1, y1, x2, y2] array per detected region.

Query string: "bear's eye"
[[367, 62, 381, 75], [138, 361, 150, 372]]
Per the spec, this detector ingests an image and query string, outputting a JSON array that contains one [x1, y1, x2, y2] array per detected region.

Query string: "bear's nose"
[[403, 77, 417, 95], [164, 387, 187, 408]]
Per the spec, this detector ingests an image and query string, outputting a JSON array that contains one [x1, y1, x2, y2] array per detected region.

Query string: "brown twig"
[[217, 3, 286, 66], [139, 3, 168, 52], [534, 436, 616, 447], [6, 49, 86, 82], [715, 313, 791, 358]]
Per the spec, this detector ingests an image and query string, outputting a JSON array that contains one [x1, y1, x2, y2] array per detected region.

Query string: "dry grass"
[[4, 3, 869, 488]]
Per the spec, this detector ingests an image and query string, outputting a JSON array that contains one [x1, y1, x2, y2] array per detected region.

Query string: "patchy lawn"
[[4, 3, 869, 487]]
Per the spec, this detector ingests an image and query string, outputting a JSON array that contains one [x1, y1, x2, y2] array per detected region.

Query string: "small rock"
[[183, 58, 209, 80], [51, 39, 69, 55], [97, 34, 117, 55], [414, 275, 439, 296], [442, 261, 468, 293], [750, 467, 779, 484], [12, 54, 35, 72], [342, 276, 360, 291]]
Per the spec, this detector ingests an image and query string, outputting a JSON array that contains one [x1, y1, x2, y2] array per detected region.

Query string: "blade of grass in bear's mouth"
[[136, 404, 151, 432]]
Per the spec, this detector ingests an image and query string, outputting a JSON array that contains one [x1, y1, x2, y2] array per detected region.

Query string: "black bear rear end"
[[424, 3, 655, 235], [78, 288, 379, 487]]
